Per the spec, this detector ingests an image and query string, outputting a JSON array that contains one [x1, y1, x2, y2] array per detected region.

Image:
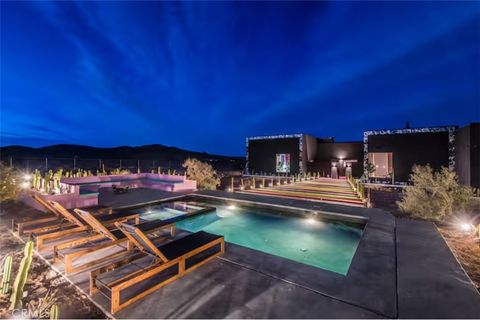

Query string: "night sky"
[[1, 2, 479, 155]]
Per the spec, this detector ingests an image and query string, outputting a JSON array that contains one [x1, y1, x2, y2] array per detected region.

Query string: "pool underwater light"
[[227, 204, 237, 210]]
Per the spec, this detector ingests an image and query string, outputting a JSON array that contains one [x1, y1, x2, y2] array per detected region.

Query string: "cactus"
[[1, 255, 13, 294], [9, 241, 34, 310], [50, 304, 59, 320]]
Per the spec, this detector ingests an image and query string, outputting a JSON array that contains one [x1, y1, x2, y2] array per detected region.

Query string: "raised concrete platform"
[[396, 218, 480, 318], [98, 187, 189, 208]]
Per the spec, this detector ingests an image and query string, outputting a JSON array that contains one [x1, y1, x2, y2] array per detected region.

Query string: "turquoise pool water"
[[176, 203, 365, 275], [139, 201, 208, 221]]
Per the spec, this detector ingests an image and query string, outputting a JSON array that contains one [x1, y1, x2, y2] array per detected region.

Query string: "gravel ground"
[[438, 227, 480, 292], [0, 200, 107, 319]]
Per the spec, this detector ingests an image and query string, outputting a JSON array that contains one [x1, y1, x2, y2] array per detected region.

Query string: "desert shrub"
[[397, 165, 472, 221], [182, 158, 220, 190], [109, 168, 131, 175], [0, 163, 22, 202]]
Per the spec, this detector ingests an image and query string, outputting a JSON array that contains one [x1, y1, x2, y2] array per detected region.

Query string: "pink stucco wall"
[[21, 173, 197, 211], [20, 188, 98, 211]]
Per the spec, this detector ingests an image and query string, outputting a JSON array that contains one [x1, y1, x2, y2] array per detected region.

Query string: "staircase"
[[241, 177, 365, 207]]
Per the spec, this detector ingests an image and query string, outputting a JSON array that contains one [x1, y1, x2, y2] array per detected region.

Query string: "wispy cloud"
[[2, 1, 479, 154]]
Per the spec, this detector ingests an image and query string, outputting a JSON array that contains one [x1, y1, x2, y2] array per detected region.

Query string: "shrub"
[[397, 165, 472, 221], [182, 158, 220, 190], [0, 163, 22, 202]]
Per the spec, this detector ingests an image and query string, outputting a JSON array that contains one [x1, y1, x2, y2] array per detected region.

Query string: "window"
[[276, 154, 291, 173], [368, 152, 393, 178]]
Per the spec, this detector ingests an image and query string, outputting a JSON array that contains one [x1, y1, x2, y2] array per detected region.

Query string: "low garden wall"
[[20, 186, 99, 211], [61, 173, 196, 192], [21, 173, 197, 211]]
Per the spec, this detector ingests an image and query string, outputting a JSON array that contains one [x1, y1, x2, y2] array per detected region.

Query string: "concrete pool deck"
[[5, 189, 480, 318]]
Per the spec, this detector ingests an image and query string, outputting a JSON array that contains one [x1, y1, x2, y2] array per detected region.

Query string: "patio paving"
[[396, 218, 480, 318], [98, 187, 189, 208]]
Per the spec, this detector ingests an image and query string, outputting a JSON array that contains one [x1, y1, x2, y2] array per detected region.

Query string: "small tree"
[[397, 165, 472, 221], [182, 158, 220, 190], [0, 163, 22, 202]]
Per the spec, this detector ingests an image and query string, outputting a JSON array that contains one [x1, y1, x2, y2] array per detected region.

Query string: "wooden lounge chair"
[[12, 194, 62, 235], [90, 222, 224, 313], [52, 209, 174, 275], [13, 193, 111, 236], [33, 201, 139, 252]]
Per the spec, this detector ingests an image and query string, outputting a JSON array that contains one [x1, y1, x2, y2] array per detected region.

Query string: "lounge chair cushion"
[[158, 231, 222, 260], [100, 220, 172, 239], [137, 220, 172, 232]]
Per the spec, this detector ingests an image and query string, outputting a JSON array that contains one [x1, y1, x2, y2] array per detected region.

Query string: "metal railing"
[[1, 156, 183, 174]]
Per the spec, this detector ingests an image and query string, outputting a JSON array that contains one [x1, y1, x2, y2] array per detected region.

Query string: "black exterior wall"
[[367, 132, 450, 182], [456, 123, 480, 188], [247, 137, 301, 174]]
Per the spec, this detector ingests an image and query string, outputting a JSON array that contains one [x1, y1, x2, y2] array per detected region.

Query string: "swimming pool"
[[174, 200, 365, 275], [134, 201, 215, 221]]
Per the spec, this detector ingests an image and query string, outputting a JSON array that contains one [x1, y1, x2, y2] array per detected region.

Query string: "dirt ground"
[[0, 201, 106, 319], [438, 227, 480, 292]]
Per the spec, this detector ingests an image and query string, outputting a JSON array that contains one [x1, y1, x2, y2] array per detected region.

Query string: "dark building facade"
[[247, 135, 305, 175], [246, 134, 363, 177], [455, 123, 479, 188], [246, 123, 479, 187], [363, 126, 456, 183]]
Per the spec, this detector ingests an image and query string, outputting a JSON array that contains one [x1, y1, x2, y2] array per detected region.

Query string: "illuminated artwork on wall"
[[276, 153, 291, 173]]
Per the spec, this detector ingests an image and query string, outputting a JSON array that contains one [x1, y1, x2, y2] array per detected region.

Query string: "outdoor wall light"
[[460, 223, 473, 233], [23, 174, 32, 181]]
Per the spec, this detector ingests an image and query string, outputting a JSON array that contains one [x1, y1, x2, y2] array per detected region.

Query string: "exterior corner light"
[[460, 223, 473, 233]]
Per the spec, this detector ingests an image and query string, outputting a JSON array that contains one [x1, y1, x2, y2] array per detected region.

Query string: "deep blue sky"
[[1, 2, 479, 155]]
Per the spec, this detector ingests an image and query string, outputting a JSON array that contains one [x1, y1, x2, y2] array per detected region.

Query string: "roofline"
[[364, 124, 458, 134], [246, 134, 304, 141]]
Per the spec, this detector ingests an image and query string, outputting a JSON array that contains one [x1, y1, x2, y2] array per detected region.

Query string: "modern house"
[[246, 123, 479, 187]]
